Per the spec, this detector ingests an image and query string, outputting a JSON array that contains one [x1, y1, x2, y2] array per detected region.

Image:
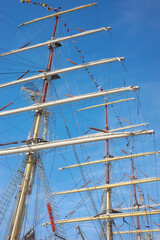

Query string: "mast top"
[[19, 3, 97, 27]]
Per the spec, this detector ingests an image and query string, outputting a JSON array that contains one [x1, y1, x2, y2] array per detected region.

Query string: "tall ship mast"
[[0, 1, 160, 240]]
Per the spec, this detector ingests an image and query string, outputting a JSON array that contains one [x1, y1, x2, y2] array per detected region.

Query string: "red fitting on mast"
[[46, 203, 55, 232], [19, 41, 31, 49], [81, 179, 92, 188], [17, 69, 30, 80], [0, 101, 14, 111]]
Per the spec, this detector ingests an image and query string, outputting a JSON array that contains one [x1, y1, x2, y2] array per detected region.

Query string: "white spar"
[[59, 150, 160, 171], [77, 98, 135, 111], [0, 86, 139, 117], [110, 122, 148, 132], [19, 3, 97, 27], [0, 130, 153, 156], [0, 27, 110, 57], [0, 57, 124, 89]]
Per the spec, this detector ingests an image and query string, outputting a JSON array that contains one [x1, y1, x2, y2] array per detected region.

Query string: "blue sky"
[[1, 0, 160, 131], [0, 0, 160, 239]]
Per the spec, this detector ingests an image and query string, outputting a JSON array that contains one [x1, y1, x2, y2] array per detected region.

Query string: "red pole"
[[47, 16, 59, 71], [41, 16, 59, 103]]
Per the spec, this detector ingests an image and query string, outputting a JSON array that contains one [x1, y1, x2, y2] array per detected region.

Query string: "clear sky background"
[[0, 0, 160, 239]]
